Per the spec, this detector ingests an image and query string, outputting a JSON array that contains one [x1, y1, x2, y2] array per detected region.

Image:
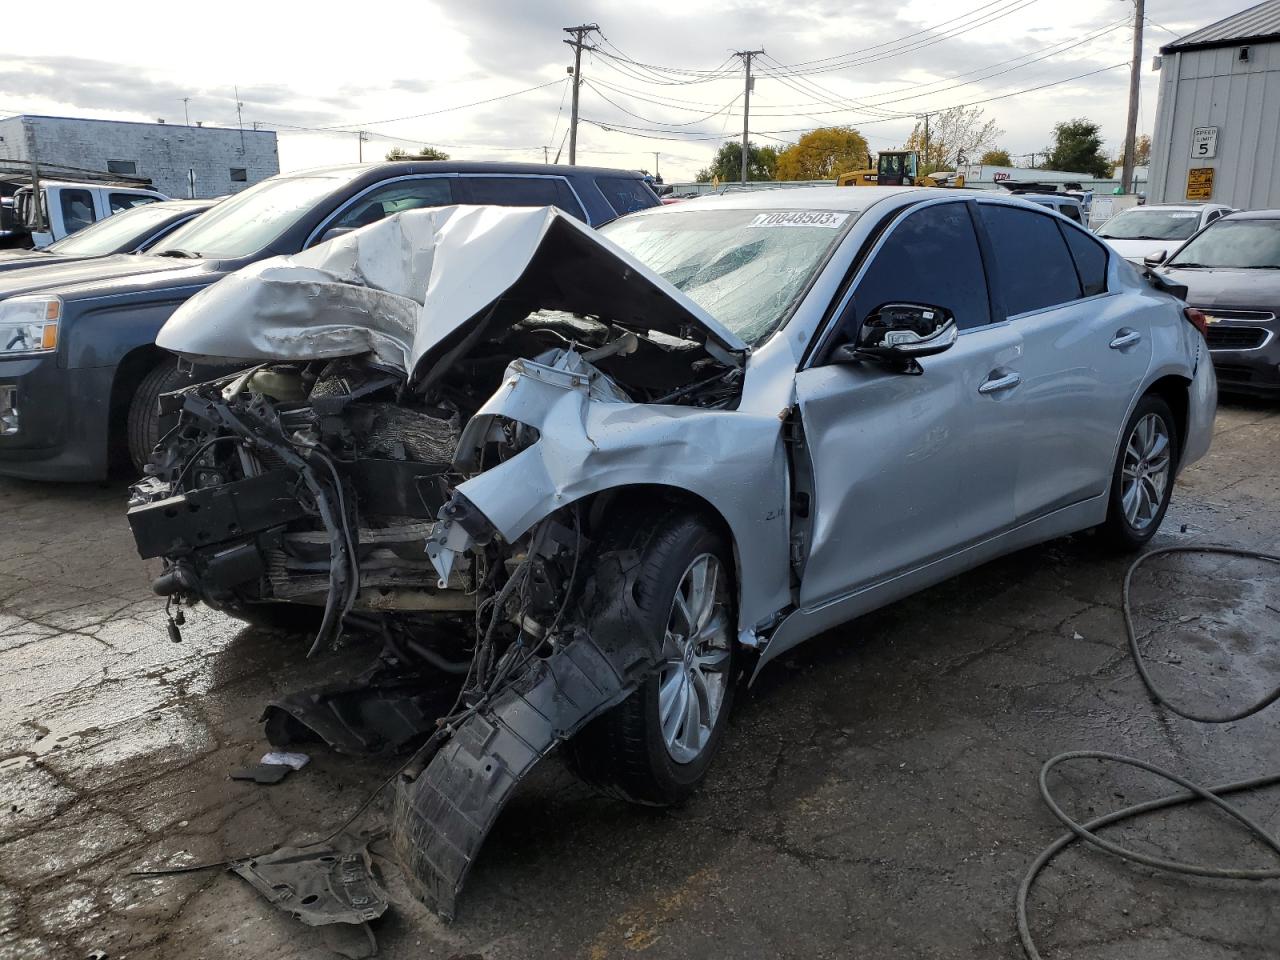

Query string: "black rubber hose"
[[1018, 545, 1280, 960]]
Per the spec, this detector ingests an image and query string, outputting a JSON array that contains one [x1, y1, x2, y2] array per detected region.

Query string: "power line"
[[583, 80, 740, 127], [316, 78, 564, 129]]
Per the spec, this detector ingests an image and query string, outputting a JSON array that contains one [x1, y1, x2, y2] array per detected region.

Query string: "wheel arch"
[[107, 343, 169, 470], [1144, 373, 1192, 469]]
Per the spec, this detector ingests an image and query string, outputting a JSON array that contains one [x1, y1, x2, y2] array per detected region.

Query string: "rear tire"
[[567, 511, 737, 805], [1099, 393, 1179, 551], [126, 358, 187, 473]]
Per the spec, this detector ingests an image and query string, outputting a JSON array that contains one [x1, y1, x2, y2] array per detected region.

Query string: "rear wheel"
[[1099, 394, 1178, 551], [126, 358, 187, 473], [567, 512, 736, 805]]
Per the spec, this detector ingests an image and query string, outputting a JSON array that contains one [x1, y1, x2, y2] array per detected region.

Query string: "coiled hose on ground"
[[1018, 545, 1280, 959]]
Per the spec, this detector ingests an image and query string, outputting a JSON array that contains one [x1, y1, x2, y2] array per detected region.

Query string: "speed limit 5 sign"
[[1191, 127, 1218, 159]]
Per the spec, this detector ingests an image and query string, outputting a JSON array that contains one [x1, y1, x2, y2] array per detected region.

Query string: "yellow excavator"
[[836, 150, 965, 188]]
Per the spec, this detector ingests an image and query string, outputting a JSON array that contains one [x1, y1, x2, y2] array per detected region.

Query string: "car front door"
[[974, 201, 1152, 521], [794, 199, 1024, 608]]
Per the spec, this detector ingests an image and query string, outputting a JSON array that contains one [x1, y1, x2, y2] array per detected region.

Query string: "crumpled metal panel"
[[440, 353, 793, 636], [156, 205, 746, 380], [230, 836, 389, 926]]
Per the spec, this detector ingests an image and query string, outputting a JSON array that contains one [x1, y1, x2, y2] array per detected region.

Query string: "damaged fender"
[[431, 354, 793, 640]]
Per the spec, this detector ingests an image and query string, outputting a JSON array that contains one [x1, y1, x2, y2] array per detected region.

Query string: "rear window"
[[1058, 223, 1109, 297], [596, 176, 658, 216], [978, 204, 1081, 315]]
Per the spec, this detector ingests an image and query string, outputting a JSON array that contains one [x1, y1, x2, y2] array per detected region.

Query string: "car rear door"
[[974, 200, 1152, 521], [794, 199, 1023, 607], [454, 175, 589, 223]]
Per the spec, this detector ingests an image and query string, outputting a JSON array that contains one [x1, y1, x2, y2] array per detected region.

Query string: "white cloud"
[[0, 0, 1259, 181]]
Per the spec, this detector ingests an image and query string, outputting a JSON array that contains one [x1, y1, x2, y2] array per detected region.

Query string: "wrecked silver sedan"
[[127, 187, 1216, 916]]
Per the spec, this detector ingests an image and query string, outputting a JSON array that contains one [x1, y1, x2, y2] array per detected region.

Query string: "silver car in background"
[[131, 187, 1216, 915]]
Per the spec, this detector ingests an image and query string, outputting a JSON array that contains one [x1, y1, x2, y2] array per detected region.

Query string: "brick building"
[[0, 114, 279, 199]]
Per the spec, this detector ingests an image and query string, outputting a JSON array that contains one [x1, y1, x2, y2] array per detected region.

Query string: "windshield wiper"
[[1167, 262, 1205, 268], [155, 249, 201, 259]]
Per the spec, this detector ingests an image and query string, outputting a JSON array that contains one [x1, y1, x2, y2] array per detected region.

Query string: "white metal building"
[[1148, 0, 1280, 208], [0, 114, 279, 199]]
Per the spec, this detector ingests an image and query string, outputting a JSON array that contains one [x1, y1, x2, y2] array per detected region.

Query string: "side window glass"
[[1058, 222, 1109, 297], [595, 176, 656, 216], [60, 189, 97, 233], [849, 202, 991, 333], [978, 205, 1081, 315], [553, 180, 587, 221], [461, 176, 559, 208], [331, 178, 453, 231], [109, 193, 157, 214]]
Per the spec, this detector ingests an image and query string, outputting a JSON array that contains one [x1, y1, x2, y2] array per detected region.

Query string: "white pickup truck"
[[13, 180, 169, 247]]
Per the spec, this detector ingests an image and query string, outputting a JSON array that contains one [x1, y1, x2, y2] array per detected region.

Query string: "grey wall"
[[1149, 40, 1280, 208], [0, 115, 278, 199]]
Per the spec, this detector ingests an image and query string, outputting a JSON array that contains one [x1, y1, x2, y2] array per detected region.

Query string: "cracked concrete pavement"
[[1, 398, 1277, 960]]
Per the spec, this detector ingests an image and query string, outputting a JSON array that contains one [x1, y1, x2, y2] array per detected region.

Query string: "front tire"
[[567, 512, 737, 805], [126, 358, 188, 473], [1099, 394, 1178, 551]]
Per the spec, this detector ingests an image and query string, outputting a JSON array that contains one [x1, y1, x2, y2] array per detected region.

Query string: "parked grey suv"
[[130, 186, 1215, 915]]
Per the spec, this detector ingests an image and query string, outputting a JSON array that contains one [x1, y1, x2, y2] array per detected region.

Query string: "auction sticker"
[[749, 211, 849, 228]]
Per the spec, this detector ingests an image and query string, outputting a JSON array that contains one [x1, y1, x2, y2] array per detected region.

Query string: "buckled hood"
[[156, 205, 747, 386]]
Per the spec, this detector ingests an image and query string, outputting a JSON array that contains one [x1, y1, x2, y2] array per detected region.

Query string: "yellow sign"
[[1186, 167, 1214, 200]]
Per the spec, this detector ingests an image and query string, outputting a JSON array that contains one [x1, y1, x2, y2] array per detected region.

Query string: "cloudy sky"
[[0, 0, 1259, 182]]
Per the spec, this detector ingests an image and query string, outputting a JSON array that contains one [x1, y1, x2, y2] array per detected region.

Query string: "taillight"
[[1184, 307, 1209, 336]]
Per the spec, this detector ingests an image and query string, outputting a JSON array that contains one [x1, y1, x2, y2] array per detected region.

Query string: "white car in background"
[[1095, 203, 1235, 264]]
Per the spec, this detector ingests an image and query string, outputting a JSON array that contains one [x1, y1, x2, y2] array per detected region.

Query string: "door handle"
[[1110, 329, 1142, 349], [978, 372, 1022, 395]]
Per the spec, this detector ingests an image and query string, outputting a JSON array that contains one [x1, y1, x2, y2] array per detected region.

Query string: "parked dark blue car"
[[0, 161, 658, 480]]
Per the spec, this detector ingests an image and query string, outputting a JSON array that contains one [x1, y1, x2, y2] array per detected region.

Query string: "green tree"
[[905, 106, 1002, 173], [1045, 119, 1111, 177], [386, 145, 450, 161], [695, 141, 778, 182], [774, 126, 870, 180], [978, 148, 1013, 166]]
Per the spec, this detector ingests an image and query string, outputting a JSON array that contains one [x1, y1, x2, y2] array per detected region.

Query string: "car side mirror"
[[831, 302, 958, 373], [1143, 249, 1168, 267]]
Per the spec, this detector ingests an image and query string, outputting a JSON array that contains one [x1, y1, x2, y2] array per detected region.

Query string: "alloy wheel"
[[658, 553, 732, 764], [1121, 412, 1172, 531]]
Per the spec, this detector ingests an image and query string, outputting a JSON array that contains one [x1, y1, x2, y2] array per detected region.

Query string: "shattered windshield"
[[601, 207, 854, 343]]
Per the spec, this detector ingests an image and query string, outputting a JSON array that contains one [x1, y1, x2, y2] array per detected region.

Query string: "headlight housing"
[[0, 296, 61, 357]]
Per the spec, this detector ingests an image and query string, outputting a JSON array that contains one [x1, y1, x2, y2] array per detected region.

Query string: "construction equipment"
[[836, 150, 965, 188]]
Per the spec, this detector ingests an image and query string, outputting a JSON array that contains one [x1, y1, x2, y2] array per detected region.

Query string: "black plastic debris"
[[230, 763, 292, 785], [229, 835, 388, 928]]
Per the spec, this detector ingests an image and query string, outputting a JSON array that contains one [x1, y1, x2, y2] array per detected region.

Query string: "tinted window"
[[1060, 203, 1083, 224], [596, 176, 657, 216], [1058, 222, 1108, 297], [60, 189, 96, 233], [978, 204, 1081, 315], [331, 178, 454, 231], [456, 176, 586, 221], [850, 202, 990, 332]]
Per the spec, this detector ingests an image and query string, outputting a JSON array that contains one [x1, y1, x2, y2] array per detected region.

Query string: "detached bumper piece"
[[392, 630, 640, 919], [230, 834, 387, 951]]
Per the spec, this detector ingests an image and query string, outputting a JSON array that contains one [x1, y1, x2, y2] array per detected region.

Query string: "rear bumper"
[[1180, 344, 1218, 473], [0, 356, 114, 481]]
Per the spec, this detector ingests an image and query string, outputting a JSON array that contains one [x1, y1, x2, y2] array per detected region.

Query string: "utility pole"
[[735, 49, 764, 184], [22, 119, 44, 233], [653, 151, 660, 181], [543, 146, 549, 164], [563, 23, 598, 166], [358, 130, 369, 162], [1121, 0, 1145, 194], [182, 97, 191, 127], [235, 86, 246, 154], [918, 112, 933, 176]]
